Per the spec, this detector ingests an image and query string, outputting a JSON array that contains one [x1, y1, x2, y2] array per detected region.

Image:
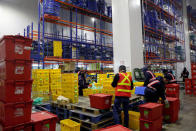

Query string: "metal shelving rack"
[[26, 0, 113, 72], [187, 6, 196, 64], [141, 0, 185, 71]]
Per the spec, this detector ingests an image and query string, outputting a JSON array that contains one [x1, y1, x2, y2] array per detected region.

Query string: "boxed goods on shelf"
[[53, 41, 62, 57]]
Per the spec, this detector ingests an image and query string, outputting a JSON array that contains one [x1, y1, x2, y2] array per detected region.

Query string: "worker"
[[181, 67, 189, 82], [163, 69, 176, 84], [142, 66, 156, 86], [78, 70, 87, 96], [144, 76, 168, 104], [111, 65, 133, 128]]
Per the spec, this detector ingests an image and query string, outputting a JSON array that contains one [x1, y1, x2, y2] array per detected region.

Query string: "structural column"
[[112, 0, 144, 74], [183, 0, 191, 78]]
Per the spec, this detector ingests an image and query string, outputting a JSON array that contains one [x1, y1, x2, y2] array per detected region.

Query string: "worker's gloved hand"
[[164, 100, 169, 108]]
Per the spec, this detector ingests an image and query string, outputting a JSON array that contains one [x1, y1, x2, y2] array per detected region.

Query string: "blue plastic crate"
[[134, 86, 146, 95]]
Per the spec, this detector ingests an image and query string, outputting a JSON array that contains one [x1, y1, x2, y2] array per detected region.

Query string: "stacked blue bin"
[[62, 41, 72, 59], [97, 0, 106, 15], [45, 0, 61, 16], [87, 0, 97, 12]]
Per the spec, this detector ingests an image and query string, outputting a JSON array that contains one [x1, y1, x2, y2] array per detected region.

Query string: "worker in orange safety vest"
[[111, 65, 133, 128]]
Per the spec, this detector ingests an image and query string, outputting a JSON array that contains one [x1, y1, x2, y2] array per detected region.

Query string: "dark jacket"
[[142, 68, 156, 86], [164, 72, 176, 84], [144, 76, 166, 103]]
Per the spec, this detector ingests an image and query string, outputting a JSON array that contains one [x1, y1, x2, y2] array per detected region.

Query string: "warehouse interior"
[[0, 0, 196, 131]]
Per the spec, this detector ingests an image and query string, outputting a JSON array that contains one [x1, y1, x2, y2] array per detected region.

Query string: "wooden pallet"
[[69, 110, 113, 123], [71, 102, 110, 115], [51, 101, 72, 110], [70, 117, 114, 130]]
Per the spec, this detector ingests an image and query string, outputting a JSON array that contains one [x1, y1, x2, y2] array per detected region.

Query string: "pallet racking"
[[141, 0, 185, 71], [25, 0, 113, 72]]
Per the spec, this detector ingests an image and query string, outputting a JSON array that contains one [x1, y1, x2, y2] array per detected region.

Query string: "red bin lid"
[[139, 103, 163, 109], [90, 93, 112, 97], [31, 111, 58, 123]]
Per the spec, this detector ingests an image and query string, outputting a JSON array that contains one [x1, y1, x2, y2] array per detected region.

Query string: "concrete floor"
[[56, 95, 196, 131]]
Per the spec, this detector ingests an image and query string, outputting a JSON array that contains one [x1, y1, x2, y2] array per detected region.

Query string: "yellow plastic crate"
[[60, 119, 80, 131], [52, 95, 58, 101], [154, 73, 164, 77], [133, 82, 144, 87], [121, 111, 140, 130], [49, 69, 61, 74]]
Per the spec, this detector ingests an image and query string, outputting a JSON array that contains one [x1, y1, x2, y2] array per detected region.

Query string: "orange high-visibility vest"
[[115, 73, 132, 97]]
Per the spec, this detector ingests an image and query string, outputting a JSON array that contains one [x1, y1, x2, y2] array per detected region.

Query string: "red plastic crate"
[[89, 94, 112, 110], [192, 79, 196, 85], [0, 80, 32, 103], [163, 97, 179, 123], [166, 92, 179, 98], [0, 100, 32, 127], [185, 89, 192, 95], [193, 89, 196, 95], [31, 111, 58, 131], [185, 79, 192, 89], [140, 117, 162, 131], [192, 70, 196, 74], [192, 84, 196, 90], [0, 122, 32, 131], [191, 64, 196, 70], [139, 103, 163, 121], [93, 124, 132, 131], [0, 35, 32, 60], [0, 60, 32, 80], [192, 74, 196, 79]]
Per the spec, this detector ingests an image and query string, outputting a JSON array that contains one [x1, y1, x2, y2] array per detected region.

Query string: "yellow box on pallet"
[[121, 111, 140, 130], [60, 119, 80, 131]]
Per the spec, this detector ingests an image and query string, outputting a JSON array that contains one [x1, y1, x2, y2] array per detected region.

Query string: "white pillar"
[[112, 0, 144, 74], [183, 0, 192, 78]]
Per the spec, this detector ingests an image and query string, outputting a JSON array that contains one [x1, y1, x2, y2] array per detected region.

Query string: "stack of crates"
[[163, 97, 180, 123], [139, 103, 163, 131], [50, 69, 62, 101], [0, 35, 33, 130], [191, 63, 196, 95], [53, 41, 62, 57], [61, 73, 79, 103], [97, 73, 114, 89], [32, 69, 50, 102]]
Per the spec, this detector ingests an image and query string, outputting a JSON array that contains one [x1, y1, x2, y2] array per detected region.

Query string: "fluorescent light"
[[91, 17, 95, 22]]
